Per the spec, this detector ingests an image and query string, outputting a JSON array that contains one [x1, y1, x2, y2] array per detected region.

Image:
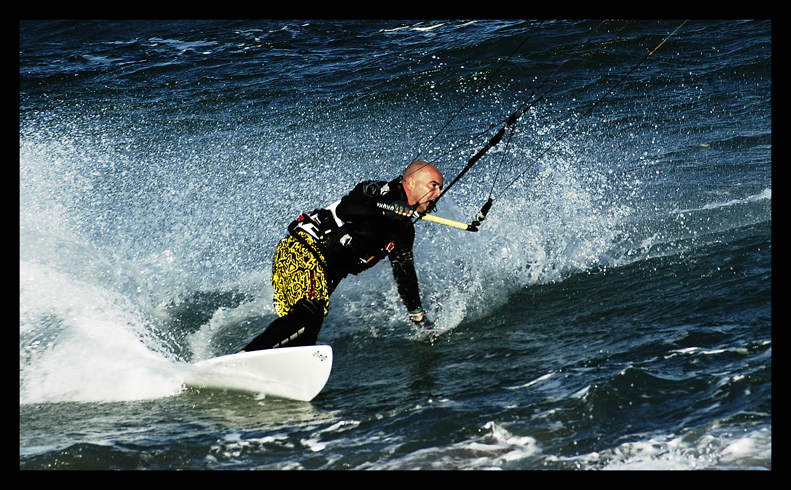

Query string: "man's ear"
[[403, 174, 414, 191]]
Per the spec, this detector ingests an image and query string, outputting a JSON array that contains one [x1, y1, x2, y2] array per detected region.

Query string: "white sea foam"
[[19, 260, 186, 404]]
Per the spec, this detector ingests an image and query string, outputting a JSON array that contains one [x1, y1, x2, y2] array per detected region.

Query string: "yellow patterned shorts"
[[271, 231, 330, 318]]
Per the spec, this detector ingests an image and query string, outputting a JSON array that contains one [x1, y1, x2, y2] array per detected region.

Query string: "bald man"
[[241, 161, 443, 352]]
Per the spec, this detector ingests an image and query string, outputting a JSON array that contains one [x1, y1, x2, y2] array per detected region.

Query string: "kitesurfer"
[[241, 161, 443, 351]]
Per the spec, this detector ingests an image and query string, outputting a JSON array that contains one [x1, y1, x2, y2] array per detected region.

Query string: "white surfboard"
[[185, 345, 333, 401]]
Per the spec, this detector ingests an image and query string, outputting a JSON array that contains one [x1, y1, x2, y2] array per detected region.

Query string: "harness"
[[287, 179, 408, 277], [287, 206, 337, 272], [288, 199, 371, 274]]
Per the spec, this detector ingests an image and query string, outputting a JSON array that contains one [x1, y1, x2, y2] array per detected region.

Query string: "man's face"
[[406, 166, 443, 213]]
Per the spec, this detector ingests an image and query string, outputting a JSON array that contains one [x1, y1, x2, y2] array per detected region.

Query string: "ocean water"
[[19, 19, 770, 470]]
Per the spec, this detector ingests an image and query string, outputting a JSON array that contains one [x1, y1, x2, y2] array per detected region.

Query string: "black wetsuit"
[[324, 178, 422, 309], [242, 177, 422, 351]]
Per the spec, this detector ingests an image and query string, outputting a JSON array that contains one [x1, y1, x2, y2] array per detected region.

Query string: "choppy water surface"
[[20, 19, 770, 470]]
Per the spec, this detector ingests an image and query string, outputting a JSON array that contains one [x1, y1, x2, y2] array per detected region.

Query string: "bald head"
[[402, 160, 443, 213]]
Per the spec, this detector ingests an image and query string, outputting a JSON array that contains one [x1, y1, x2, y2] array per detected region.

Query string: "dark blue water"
[[20, 19, 770, 470]]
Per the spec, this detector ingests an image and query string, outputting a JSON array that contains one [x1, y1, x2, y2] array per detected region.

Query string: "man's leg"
[[242, 232, 331, 351], [241, 297, 325, 351]]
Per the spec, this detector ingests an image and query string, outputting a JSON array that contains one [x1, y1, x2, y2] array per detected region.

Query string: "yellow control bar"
[[420, 214, 475, 231]]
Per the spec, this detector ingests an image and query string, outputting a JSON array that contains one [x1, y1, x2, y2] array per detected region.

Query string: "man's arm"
[[389, 246, 422, 313], [391, 248, 434, 328], [334, 181, 386, 223]]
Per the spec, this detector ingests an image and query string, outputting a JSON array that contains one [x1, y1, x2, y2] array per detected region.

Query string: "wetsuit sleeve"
[[334, 181, 387, 222], [389, 242, 422, 313], [335, 196, 380, 221]]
